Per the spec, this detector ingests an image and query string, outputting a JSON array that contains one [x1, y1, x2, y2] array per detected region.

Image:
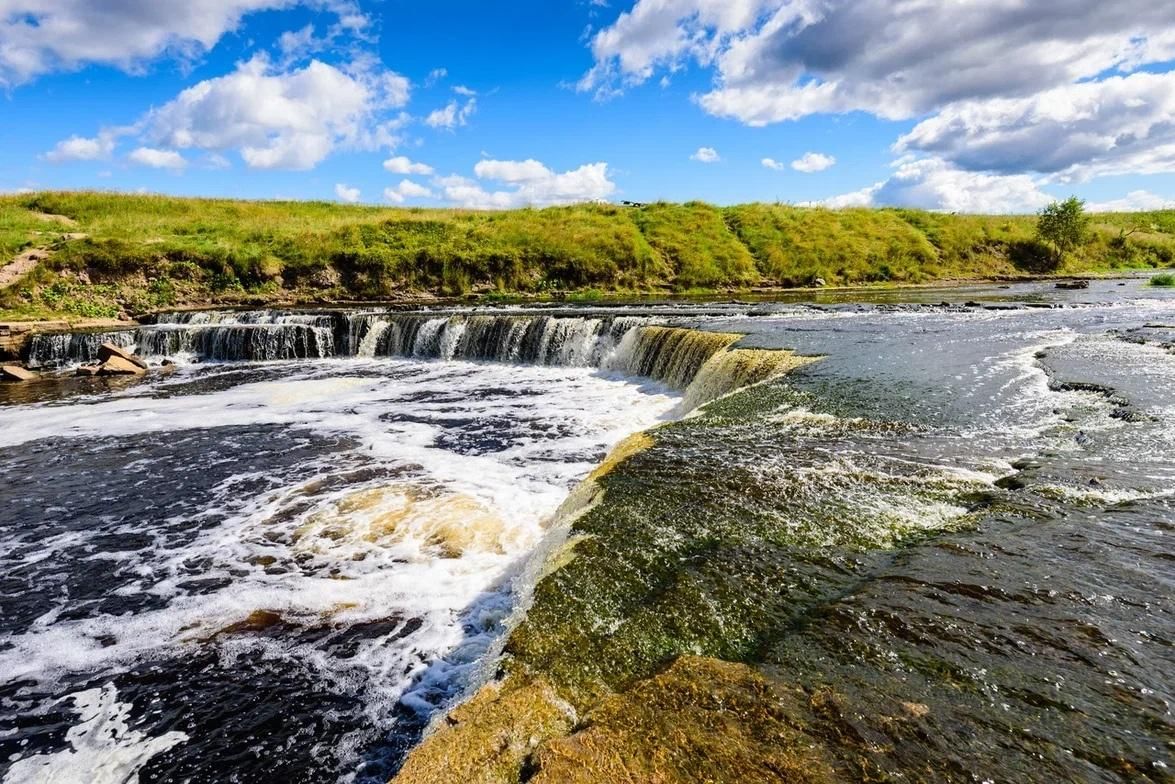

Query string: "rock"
[[96, 356, 147, 376], [901, 701, 931, 718], [813, 277, 827, 287], [1056, 279, 1090, 290], [75, 365, 101, 377], [97, 342, 148, 369], [1, 364, 37, 382], [994, 475, 1028, 491]]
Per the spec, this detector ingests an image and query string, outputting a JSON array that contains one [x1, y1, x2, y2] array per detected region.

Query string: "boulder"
[[97, 342, 148, 369], [75, 365, 101, 377], [96, 356, 147, 376], [1, 364, 37, 382], [813, 277, 827, 287]]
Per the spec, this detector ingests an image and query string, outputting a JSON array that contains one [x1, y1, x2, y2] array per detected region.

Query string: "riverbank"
[[2, 192, 1173, 324]]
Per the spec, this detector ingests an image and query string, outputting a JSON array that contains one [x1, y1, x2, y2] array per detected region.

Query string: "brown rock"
[[96, 356, 147, 376], [1, 365, 37, 382], [97, 342, 148, 369], [75, 365, 101, 377]]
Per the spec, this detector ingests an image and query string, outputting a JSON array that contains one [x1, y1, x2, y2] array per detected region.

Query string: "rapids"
[[2, 276, 1173, 783]]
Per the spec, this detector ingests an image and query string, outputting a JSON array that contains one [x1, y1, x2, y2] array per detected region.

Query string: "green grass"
[[2, 191, 1173, 320], [1150, 272, 1175, 286]]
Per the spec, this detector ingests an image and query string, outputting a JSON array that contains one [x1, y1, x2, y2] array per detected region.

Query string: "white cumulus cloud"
[[791, 152, 835, 173], [585, 0, 1175, 121], [896, 71, 1175, 182], [425, 98, 476, 129], [822, 157, 1054, 214], [761, 157, 785, 171], [690, 146, 720, 163], [0, 0, 374, 87], [384, 179, 434, 203], [440, 159, 616, 209], [1085, 191, 1174, 213], [580, 0, 1175, 187], [45, 131, 119, 163], [334, 183, 361, 202], [128, 147, 187, 170], [144, 54, 410, 170], [383, 156, 434, 175]]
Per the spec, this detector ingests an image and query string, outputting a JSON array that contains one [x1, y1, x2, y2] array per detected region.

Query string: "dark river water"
[[0, 277, 1172, 782]]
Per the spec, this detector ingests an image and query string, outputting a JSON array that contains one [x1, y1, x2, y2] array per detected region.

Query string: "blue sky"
[[2, 0, 1174, 212]]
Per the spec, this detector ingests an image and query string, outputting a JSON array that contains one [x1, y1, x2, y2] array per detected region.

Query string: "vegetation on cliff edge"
[[2, 191, 1174, 320]]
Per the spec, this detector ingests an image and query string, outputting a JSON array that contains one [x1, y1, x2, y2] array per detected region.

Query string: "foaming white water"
[[3, 685, 188, 784], [0, 358, 679, 778]]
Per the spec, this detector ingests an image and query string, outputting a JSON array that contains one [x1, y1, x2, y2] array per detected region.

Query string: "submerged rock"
[[0, 364, 37, 382], [994, 475, 1028, 490]]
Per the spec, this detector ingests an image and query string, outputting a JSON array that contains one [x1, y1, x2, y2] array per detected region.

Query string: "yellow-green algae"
[[526, 656, 837, 784], [394, 657, 842, 784], [391, 367, 896, 784], [392, 676, 575, 784], [385, 364, 1023, 783]]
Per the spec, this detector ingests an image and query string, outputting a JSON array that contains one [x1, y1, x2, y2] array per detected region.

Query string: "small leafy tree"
[[1036, 197, 1090, 264]]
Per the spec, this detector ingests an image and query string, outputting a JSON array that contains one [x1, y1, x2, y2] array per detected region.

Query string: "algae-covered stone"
[[528, 656, 838, 784], [393, 675, 574, 784]]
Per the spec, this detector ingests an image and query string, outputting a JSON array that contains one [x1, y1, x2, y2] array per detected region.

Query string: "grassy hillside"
[[2, 191, 1173, 320]]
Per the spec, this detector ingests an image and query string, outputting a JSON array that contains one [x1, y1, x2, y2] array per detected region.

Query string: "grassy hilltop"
[[2, 191, 1174, 320]]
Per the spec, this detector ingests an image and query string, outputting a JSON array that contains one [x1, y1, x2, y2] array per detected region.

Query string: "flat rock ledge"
[[1, 364, 38, 382], [76, 343, 150, 376]]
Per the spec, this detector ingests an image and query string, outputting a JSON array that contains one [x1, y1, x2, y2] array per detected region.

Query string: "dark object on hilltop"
[[621, 200, 647, 208], [1056, 280, 1090, 290]]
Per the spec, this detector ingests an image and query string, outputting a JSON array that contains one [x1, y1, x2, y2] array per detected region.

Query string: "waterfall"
[[356, 321, 389, 358], [26, 330, 136, 368], [606, 326, 741, 388], [24, 310, 815, 405], [680, 347, 819, 411], [28, 311, 339, 366]]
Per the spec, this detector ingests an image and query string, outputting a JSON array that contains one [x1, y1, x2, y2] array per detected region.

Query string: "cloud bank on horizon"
[[3, 0, 1174, 212]]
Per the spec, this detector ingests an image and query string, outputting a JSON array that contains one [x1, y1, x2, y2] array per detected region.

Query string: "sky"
[[1, 0, 1174, 213]]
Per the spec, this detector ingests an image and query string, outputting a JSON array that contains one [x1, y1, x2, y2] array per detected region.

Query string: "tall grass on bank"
[[2, 191, 1173, 319]]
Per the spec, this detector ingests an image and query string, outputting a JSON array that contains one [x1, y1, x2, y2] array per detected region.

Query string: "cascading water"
[[22, 309, 809, 410], [25, 330, 136, 368]]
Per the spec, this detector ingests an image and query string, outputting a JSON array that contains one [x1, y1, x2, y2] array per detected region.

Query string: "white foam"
[[0, 357, 680, 776], [3, 685, 188, 784]]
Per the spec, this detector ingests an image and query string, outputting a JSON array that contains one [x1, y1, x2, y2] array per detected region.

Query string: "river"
[[1, 278, 1172, 782]]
